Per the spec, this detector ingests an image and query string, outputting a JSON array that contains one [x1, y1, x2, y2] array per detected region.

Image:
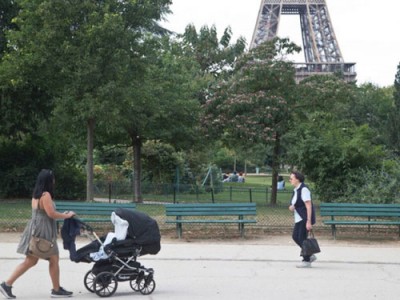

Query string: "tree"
[[141, 140, 181, 184], [387, 63, 400, 155], [0, 1, 65, 196], [203, 38, 300, 204], [3, 0, 172, 201], [286, 75, 388, 201], [181, 24, 246, 77], [105, 36, 203, 202], [0, 1, 52, 139], [0, 0, 19, 57], [113, 25, 247, 201], [351, 83, 393, 145]]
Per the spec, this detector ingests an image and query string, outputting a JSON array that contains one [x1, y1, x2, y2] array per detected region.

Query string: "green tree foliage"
[[387, 63, 400, 154], [0, 1, 53, 139], [351, 83, 394, 146], [100, 35, 203, 201], [0, 83, 52, 139], [175, 24, 249, 185], [0, 2, 85, 197], [203, 38, 300, 204], [287, 75, 390, 201], [0, 0, 19, 57], [0, 133, 85, 199], [104, 24, 249, 200], [339, 161, 400, 203], [288, 122, 385, 201], [180, 24, 246, 108], [141, 140, 181, 184], [182, 24, 246, 76], [2, 0, 172, 201]]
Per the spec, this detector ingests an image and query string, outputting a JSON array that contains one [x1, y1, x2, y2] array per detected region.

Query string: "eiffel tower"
[[250, 0, 356, 82]]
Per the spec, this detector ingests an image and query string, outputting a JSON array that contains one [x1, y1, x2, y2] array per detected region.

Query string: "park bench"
[[55, 201, 136, 227], [320, 203, 400, 239], [165, 202, 257, 238]]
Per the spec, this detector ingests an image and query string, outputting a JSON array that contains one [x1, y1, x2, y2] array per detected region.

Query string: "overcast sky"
[[161, 0, 400, 87]]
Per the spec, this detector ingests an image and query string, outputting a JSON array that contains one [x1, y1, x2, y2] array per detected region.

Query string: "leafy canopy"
[[202, 38, 300, 145]]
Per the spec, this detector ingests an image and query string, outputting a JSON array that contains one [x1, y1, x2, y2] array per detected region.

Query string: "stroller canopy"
[[114, 208, 161, 245]]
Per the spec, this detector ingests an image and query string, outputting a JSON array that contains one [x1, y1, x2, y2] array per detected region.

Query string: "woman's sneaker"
[[51, 287, 73, 298], [0, 282, 16, 299]]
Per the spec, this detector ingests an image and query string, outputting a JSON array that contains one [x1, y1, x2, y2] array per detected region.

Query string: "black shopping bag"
[[301, 230, 321, 256]]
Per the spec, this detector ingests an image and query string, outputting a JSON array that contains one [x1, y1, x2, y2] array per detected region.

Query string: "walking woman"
[[0, 169, 75, 298], [288, 171, 316, 268]]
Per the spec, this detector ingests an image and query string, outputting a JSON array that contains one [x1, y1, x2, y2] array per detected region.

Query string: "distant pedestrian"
[[0, 169, 75, 299], [229, 171, 239, 182], [238, 172, 245, 183], [277, 175, 285, 190], [223, 173, 231, 182], [288, 171, 316, 268]]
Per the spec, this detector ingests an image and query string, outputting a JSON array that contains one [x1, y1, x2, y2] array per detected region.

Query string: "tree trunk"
[[132, 136, 143, 203], [86, 118, 95, 201], [270, 135, 281, 205]]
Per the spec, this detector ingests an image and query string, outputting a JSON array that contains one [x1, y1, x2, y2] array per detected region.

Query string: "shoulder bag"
[[28, 198, 57, 259]]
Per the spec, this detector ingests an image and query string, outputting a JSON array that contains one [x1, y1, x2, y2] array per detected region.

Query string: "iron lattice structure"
[[250, 0, 356, 82]]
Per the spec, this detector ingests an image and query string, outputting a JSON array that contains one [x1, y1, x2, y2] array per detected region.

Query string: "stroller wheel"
[[84, 270, 96, 293], [129, 276, 140, 292], [94, 272, 118, 297], [138, 277, 156, 295]]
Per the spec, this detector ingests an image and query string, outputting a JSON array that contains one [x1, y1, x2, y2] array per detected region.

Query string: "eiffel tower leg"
[[300, 12, 317, 63], [250, 1, 282, 49], [301, 4, 343, 63], [250, 0, 356, 82]]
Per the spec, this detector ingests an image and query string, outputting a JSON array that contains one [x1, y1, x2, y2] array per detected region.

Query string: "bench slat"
[[323, 220, 400, 225], [165, 203, 257, 238], [166, 220, 257, 224], [55, 201, 136, 224], [320, 203, 400, 239], [321, 203, 400, 207], [166, 211, 256, 216], [320, 212, 400, 217]]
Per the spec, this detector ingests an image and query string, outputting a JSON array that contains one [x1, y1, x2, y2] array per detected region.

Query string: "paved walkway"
[[1, 233, 400, 300]]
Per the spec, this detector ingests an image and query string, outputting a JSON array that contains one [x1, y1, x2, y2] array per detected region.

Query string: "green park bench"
[[320, 203, 400, 239], [165, 202, 257, 238], [55, 201, 136, 227]]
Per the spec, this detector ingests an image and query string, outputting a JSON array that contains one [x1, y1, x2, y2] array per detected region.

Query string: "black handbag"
[[28, 198, 57, 259], [301, 230, 321, 256]]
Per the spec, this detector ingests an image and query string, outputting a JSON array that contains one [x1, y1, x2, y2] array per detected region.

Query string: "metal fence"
[[94, 181, 295, 204], [1, 183, 295, 232], [0, 199, 301, 233], [2, 182, 399, 238], [91, 182, 300, 233], [2, 199, 399, 239]]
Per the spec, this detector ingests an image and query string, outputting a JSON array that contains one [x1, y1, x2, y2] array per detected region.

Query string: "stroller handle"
[[70, 217, 105, 246], [71, 217, 94, 233]]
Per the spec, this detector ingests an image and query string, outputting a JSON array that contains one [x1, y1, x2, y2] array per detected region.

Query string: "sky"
[[161, 0, 400, 87]]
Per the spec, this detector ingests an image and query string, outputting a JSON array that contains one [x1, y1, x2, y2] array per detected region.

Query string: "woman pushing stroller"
[[0, 169, 75, 299]]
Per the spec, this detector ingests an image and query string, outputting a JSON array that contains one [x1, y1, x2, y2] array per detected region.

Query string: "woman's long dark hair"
[[32, 169, 55, 199]]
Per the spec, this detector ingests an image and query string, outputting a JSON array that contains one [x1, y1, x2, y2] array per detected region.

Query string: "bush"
[[336, 163, 400, 203], [0, 135, 85, 199], [54, 166, 85, 200], [0, 137, 50, 197]]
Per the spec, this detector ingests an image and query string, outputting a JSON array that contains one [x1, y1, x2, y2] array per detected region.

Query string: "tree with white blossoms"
[[202, 38, 300, 205]]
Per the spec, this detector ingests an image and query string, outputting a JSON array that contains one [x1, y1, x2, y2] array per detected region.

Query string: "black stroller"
[[61, 208, 161, 297]]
